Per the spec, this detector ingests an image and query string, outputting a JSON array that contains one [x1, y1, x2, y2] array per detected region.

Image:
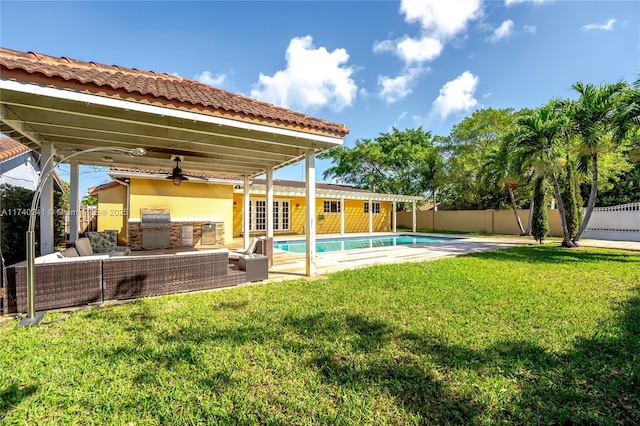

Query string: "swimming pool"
[[273, 234, 460, 254]]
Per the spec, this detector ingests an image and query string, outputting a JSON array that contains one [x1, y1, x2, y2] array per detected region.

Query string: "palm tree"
[[568, 81, 628, 244], [481, 135, 527, 235], [512, 101, 576, 247], [613, 78, 640, 159]]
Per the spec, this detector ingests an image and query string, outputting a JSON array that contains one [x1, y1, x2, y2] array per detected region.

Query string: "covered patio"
[[0, 47, 349, 277]]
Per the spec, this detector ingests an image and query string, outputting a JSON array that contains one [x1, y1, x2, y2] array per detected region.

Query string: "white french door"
[[249, 199, 290, 231]]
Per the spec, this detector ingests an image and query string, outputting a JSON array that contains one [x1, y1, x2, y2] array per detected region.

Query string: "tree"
[[512, 101, 576, 247], [318, 127, 443, 201], [613, 77, 640, 147], [591, 162, 640, 206], [562, 157, 583, 240], [54, 180, 70, 246], [531, 177, 549, 244], [0, 184, 38, 265], [439, 108, 518, 210], [82, 194, 98, 206], [568, 81, 629, 244], [480, 135, 528, 234]]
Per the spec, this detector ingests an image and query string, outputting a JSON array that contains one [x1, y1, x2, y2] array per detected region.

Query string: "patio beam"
[[0, 113, 42, 148], [368, 198, 373, 234], [392, 201, 397, 233], [266, 167, 273, 238], [243, 176, 250, 250], [71, 152, 263, 175], [16, 114, 303, 160], [340, 196, 345, 236], [69, 162, 80, 243], [305, 149, 316, 277], [39, 141, 55, 254], [412, 201, 417, 233]]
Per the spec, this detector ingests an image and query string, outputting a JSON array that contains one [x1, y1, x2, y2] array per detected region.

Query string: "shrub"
[[531, 177, 549, 244], [562, 160, 583, 239]]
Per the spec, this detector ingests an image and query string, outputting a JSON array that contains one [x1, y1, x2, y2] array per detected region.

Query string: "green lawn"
[[1, 245, 639, 425]]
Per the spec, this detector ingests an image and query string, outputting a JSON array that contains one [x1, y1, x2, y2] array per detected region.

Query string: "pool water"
[[274, 234, 460, 254]]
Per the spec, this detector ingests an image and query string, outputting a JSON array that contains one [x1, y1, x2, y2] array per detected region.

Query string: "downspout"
[[117, 178, 131, 246]]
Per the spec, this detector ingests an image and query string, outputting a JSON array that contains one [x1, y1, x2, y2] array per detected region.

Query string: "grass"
[[1, 245, 639, 425]]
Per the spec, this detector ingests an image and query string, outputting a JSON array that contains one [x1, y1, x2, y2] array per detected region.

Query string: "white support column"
[[305, 149, 316, 277], [368, 198, 373, 234], [243, 176, 250, 249], [69, 162, 80, 243], [266, 167, 274, 238], [392, 201, 397, 233], [40, 142, 55, 254], [340, 196, 345, 236], [412, 200, 417, 233]]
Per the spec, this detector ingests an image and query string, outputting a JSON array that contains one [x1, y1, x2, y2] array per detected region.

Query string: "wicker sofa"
[[3, 248, 268, 315]]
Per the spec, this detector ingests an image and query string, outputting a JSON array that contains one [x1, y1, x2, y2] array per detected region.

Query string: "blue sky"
[[1, 0, 638, 195]]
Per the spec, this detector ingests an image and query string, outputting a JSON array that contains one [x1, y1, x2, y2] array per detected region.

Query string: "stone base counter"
[[129, 219, 225, 251]]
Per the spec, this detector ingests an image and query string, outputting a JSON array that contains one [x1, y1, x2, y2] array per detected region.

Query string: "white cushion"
[[56, 254, 110, 262], [34, 252, 64, 264], [175, 248, 229, 256], [74, 238, 94, 256]]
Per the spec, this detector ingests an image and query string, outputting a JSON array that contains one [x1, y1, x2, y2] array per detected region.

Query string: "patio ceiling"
[[0, 48, 348, 177]]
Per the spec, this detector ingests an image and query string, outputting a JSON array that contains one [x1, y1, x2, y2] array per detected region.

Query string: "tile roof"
[[89, 181, 123, 194], [0, 47, 349, 136], [0, 136, 29, 161], [251, 178, 375, 194], [0, 137, 64, 191]]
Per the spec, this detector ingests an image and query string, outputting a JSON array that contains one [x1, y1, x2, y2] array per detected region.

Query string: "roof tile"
[[0, 47, 349, 136], [0, 137, 29, 161]]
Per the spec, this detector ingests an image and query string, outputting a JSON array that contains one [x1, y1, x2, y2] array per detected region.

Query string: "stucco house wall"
[[0, 151, 40, 191], [94, 184, 128, 245]]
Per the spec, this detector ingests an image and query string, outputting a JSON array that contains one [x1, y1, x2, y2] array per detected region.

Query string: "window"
[[249, 199, 290, 231], [364, 201, 380, 214], [323, 200, 341, 213]]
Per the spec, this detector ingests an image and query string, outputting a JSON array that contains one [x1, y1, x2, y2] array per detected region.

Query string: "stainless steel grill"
[[140, 211, 171, 249], [139, 213, 172, 229]]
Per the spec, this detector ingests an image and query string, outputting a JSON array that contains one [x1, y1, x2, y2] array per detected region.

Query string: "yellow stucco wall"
[[95, 184, 127, 245], [231, 195, 392, 236], [98, 179, 395, 240], [129, 179, 235, 239]]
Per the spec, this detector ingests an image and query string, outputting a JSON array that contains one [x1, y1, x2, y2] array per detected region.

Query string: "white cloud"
[[250, 35, 357, 112], [400, 0, 483, 39], [523, 25, 537, 34], [486, 20, 515, 42], [483, 92, 492, 99], [431, 71, 479, 120], [396, 36, 443, 63], [505, 0, 549, 6], [582, 18, 616, 32], [378, 66, 428, 103], [373, 0, 482, 67], [373, 39, 396, 53], [195, 70, 227, 87]]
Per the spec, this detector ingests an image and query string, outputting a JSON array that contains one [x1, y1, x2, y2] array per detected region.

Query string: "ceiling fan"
[[168, 156, 188, 186]]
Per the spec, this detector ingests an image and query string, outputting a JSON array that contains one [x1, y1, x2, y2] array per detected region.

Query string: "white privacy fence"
[[583, 202, 640, 242]]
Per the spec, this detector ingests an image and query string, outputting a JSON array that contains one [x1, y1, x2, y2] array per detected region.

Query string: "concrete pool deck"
[[240, 232, 639, 283], [225, 232, 640, 283]]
